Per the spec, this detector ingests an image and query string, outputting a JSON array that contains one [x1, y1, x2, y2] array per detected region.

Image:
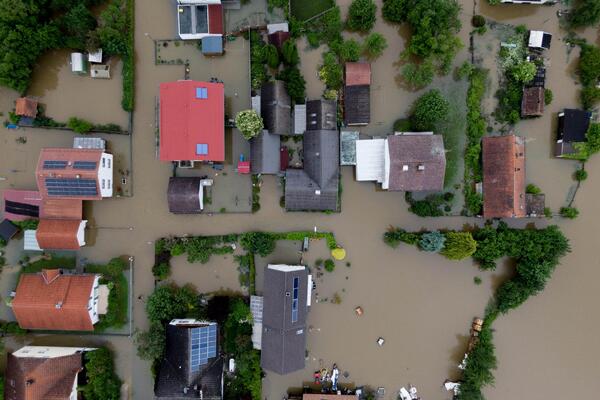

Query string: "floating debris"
[[355, 306, 363, 316], [377, 337, 385, 346]]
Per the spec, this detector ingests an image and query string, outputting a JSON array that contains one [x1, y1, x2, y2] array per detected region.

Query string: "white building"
[[177, 0, 224, 40]]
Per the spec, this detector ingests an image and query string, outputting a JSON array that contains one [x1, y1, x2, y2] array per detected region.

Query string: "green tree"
[[319, 52, 344, 89], [346, 0, 377, 32], [239, 232, 276, 256], [281, 39, 299, 66], [134, 321, 166, 361], [441, 232, 477, 260], [146, 285, 197, 323], [333, 39, 361, 63], [411, 89, 450, 131], [401, 60, 435, 89], [152, 262, 171, 280], [560, 206, 579, 219], [80, 348, 121, 400], [362, 32, 388, 60], [419, 231, 446, 252], [569, 0, 600, 28], [582, 86, 600, 109], [263, 43, 280, 69], [574, 168, 588, 181], [278, 66, 306, 103], [59, 3, 98, 49], [67, 117, 94, 134], [324, 259, 335, 272], [382, 0, 409, 23], [235, 110, 264, 140], [510, 61, 536, 83], [578, 44, 600, 87], [93, 0, 128, 55]]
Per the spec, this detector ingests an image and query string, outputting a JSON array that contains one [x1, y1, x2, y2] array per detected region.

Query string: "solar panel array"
[[73, 161, 97, 170], [190, 324, 217, 372], [45, 178, 98, 197], [43, 160, 68, 170]]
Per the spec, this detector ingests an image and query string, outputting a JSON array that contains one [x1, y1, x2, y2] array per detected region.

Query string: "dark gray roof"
[[261, 266, 309, 375], [261, 81, 291, 135], [250, 130, 281, 174], [306, 99, 337, 131], [344, 85, 370, 125], [155, 323, 223, 400], [526, 193, 546, 217], [285, 130, 339, 211], [557, 109, 591, 143], [167, 177, 202, 214], [0, 219, 19, 242]]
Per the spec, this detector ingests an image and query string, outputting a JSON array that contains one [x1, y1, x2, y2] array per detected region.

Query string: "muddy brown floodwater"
[[1, 0, 600, 399]]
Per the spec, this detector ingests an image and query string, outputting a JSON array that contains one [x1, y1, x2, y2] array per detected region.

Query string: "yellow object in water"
[[331, 247, 346, 260]]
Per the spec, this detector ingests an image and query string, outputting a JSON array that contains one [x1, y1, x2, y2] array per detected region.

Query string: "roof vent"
[[285, 292, 291, 297], [26, 379, 34, 386], [417, 164, 425, 171], [55, 301, 63, 309], [402, 165, 409, 172], [315, 190, 321, 195]]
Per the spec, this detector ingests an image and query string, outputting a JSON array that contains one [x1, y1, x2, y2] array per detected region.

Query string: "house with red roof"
[[11, 269, 107, 331], [176, 0, 223, 40], [159, 80, 225, 165]]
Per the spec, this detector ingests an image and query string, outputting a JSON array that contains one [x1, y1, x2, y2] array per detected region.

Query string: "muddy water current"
[[0, 0, 600, 399]]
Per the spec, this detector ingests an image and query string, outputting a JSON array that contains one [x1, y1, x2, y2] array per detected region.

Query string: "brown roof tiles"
[[15, 98, 38, 118], [35, 219, 83, 250], [345, 62, 371, 86], [521, 87, 544, 117]]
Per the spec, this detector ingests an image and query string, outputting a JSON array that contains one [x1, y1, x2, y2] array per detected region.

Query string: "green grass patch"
[[121, 0, 135, 112], [291, 0, 334, 21], [21, 256, 76, 275], [86, 258, 129, 331]]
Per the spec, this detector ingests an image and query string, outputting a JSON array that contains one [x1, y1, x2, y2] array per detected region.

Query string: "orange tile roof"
[[15, 97, 38, 118], [482, 135, 526, 218], [5, 351, 83, 400], [12, 271, 97, 331], [35, 219, 82, 250], [40, 199, 82, 220], [345, 62, 371, 86]]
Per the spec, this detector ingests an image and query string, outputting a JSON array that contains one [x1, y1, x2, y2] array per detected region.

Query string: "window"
[[196, 143, 208, 155], [107, 158, 111, 168], [195, 87, 208, 99], [102, 179, 105, 189], [291, 277, 299, 323], [108, 179, 111, 189], [102, 158, 105, 168]]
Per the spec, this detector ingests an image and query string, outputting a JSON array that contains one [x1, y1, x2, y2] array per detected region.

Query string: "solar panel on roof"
[[43, 160, 68, 170], [44, 178, 98, 197], [73, 161, 97, 170], [190, 324, 217, 372]]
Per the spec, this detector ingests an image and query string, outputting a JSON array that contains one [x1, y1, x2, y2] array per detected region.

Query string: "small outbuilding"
[[555, 109, 593, 158], [251, 130, 281, 174], [521, 86, 544, 117], [526, 193, 546, 217], [528, 30, 552, 50], [202, 35, 224, 55], [340, 130, 359, 166], [70, 52, 87, 74], [15, 97, 38, 118], [167, 177, 213, 213], [344, 62, 371, 126], [261, 80, 291, 135], [267, 23, 290, 50], [0, 219, 19, 242]]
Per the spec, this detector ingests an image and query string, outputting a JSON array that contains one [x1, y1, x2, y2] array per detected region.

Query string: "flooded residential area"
[[0, 0, 599, 399]]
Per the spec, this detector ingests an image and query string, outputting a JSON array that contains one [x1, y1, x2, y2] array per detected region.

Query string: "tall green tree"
[[146, 284, 197, 323], [362, 32, 388, 60], [347, 0, 377, 32], [80, 348, 122, 400], [569, 0, 600, 28], [441, 232, 477, 260], [411, 89, 450, 131]]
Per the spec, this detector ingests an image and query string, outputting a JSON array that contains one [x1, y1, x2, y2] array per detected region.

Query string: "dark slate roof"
[[526, 193, 546, 217], [557, 109, 591, 143], [306, 99, 337, 131], [261, 266, 309, 375], [261, 81, 291, 135], [0, 219, 19, 242], [387, 134, 446, 192], [168, 177, 202, 214], [250, 130, 281, 174], [285, 130, 339, 211], [155, 323, 223, 400], [344, 85, 370, 125]]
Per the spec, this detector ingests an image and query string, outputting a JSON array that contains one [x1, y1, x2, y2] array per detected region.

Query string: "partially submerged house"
[[159, 80, 225, 166], [482, 135, 526, 218], [12, 269, 106, 331], [521, 86, 544, 117], [250, 130, 281, 175], [528, 30, 552, 50], [344, 62, 371, 126], [355, 133, 446, 192], [267, 22, 290, 50], [306, 99, 336, 131], [176, 0, 224, 40], [4, 346, 96, 400], [155, 319, 223, 400], [36, 148, 114, 200], [15, 97, 38, 119], [555, 109, 593, 157], [167, 177, 213, 214], [25, 219, 87, 251], [261, 80, 291, 136], [261, 265, 311, 375]]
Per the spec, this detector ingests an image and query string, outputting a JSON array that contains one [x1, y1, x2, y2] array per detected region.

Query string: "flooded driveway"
[[1, 0, 600, 399]]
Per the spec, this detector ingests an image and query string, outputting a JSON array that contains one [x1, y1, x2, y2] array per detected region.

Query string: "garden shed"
[[521, 86, 544, 117], [0, 219, 19, 242], [528, 30, 552, 50], [167, 177, 213, 213], [202, 35, 223, 55]]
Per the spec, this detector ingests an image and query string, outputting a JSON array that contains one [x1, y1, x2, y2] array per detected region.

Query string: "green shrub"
[[581, 86, 600, 109], [560, 207, 579, 219], [401, 60, 435, 89], [146, 285, 197, 323], [324, 259, 335, 272], [278, 66, 306, 103], [574, 168, 588, 181], [525, 184, 542, 195], [569, 0, 600, 28], [471, 15, 486, 27], [281, 39, 300, 66], [473, 276, 482, 285], [382, 0, 409, 23], [393, 118, 412, 132], [263, 44, 280, 69], [319, 52, 344, 89], [419, 231, 446, 252], [235, 110, 264, 139], [384, 228, 420, 247], [135, 321, 166, 361], [152, 262, 171, 280], [346, 0, 377, 32], [578, 44, 600, 87], [544, 207, 553, 219], [456, 61, 474, 80], [441, 232, 477, 260], [544, 88, 553, 105], [239, 232, 276, 256], [411, 89, 450, 131], [510, 61, 536, 83], [332, 39, 361, 63], [80, 348, 122, 400], [67, 117, 93, 133], [362, 32, 387, 60]]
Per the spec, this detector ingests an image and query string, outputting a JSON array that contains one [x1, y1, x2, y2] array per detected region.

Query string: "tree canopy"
[[146, 284, 197, 323], [80, 348, 122, 400], [235, 110, 264, 140], [346, 0, 377, 32], [569, 0, 600, 28], [411, 89, 450, 131]]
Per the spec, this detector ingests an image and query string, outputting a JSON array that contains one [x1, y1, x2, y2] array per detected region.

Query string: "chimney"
[[417, 164, 425, 171], [402, 165, 409, 171], [26, 379, 34, 386]]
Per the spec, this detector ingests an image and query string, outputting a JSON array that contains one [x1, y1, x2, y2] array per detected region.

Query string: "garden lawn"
[[291, 0, 334, 21], [86, 259, 129, 331], [21, 257, 76, 275]]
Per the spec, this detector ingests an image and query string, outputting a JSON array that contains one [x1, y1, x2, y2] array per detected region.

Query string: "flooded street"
[[1, 0, 600, 399]]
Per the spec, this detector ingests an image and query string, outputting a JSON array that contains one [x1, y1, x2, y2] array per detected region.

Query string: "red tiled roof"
[[15, 97, 38, 118], [159, 81, 225, 162], [36, 148, 103, 200], [5, 351, 83, 400], [345, 62, 371, 86], [268, 31, 290, 49], [208, 4, 223, 35], [482, 135, 526, 218], [35, 219, 83, 250], [40, 199, 83, 220], [2, 190, 42, 222], [12, 272, 97, 331], [521, 86, 544, 117]]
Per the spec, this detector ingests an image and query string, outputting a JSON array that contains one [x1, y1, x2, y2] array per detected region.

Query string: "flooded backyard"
[[1, 0, 600, 399]]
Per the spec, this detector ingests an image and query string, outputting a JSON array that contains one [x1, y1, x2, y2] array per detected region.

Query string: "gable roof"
[[4, 350, 83, 400], [386, 134, 446, 191], [2, 190, 42, 221], [250, 130, 281, 174], [344, 85, 370, 125], [521, 86, 544, 117], [12, 271, 97, 331], [261, 81, 291, 135], [306, 99, 336, 131], [167, 177, 203, 214], [345, 62, 371, 86], [159, 81, 225, 162], [0, 219, 19, 242], [35, 219, 85, 250], [482, 135, 526, 218], [557, 109, 591, 143], [15, 98, 38, 118]]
